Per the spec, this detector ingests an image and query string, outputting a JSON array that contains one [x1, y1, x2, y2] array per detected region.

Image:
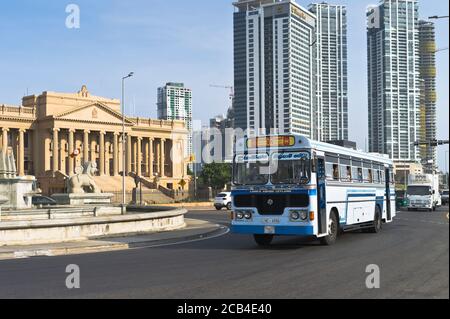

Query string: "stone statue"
[[67, 162, 101, 194], [0, 147, 17, 178]]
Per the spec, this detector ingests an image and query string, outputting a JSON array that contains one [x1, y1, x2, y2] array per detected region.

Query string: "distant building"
[[367, 0, 420, 161], [394, 161, 423, 190], [233, 0, 317, 137], [192, 110, 235, 174], [209, 112, 235, 163], [309, 3, 348, 142], [327, 140, 357, 150], [157, 82, 193, 157], [418, 20, 437, 173], [0, 86, 189, 195]]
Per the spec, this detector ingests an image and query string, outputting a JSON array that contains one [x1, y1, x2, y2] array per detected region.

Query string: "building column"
[[118, 133, 124, 175], [137, 137, 142, 176], [144, 138, 149, 177], [52, 128, 59, 172], [149, 138, 154, 178], [68, 129, 75, 175], [83, 130, 90, 164], [99, 131, 105, 176], [18, 129, 25, 176], [113, 132, 119, 176], [126, 135, 132, 174], [1, 128, 8, 149], [160, 138, 165, 178]]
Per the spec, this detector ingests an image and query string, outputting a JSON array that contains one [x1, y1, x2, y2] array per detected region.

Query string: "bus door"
[[385, 167, 392, 221], [317, 156, 327, 234]]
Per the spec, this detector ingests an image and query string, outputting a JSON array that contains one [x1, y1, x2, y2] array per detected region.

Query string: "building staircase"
[[93, 175, 174, 204]]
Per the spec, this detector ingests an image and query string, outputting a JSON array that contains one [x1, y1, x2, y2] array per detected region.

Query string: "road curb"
[[0, 221, 227, 260]]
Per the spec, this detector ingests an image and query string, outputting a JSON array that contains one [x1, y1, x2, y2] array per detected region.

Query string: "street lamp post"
[[122, 72, 134, 212]]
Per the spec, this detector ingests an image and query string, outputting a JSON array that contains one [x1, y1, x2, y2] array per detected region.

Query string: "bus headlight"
[[290, 210, 308, 221], [244, 211, 252, 220], [235, 210, 253, 220], [290, 211, 300, 220]]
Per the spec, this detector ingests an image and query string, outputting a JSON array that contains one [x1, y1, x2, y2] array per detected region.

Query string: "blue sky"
[[0, 0, 448, 170]]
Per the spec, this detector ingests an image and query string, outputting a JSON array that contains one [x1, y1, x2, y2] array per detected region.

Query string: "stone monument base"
[[51, 193, 114, 205], [0, 176, 36, 209]]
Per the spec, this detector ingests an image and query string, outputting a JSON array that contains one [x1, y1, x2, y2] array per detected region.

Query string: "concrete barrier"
[[0, 206, 187, 246]]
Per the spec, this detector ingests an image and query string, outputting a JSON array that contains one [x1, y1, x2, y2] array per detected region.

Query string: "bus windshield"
[[407, 186, 431, 196], [233, 152, 310, 185], [233, 154, 270, 185], [270, 153, 311, 185]]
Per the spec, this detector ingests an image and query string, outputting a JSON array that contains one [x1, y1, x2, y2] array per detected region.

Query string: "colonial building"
[[0, 86, 189, 196]]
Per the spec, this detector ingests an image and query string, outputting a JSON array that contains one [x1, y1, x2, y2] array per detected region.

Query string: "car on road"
[[441, 190, 449, 206], [214, 192, 232, 210], [32, 195, 57, 207]]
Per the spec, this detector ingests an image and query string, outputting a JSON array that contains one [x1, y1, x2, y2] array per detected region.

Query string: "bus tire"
[[254, 234, 273, 246], [320, 210, 338, 246], [367, 206, 382, 233]]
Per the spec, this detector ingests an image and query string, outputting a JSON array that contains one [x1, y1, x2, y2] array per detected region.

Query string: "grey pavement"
[[0, 207, 447, 299]]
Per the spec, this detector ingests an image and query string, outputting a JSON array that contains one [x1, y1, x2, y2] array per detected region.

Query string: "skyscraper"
[[367, 0, 420, 161], [157, 82, 193, 157], [418, 20, 437, 173], [309, 3, 348, 142], [233, 0, 316, 137]]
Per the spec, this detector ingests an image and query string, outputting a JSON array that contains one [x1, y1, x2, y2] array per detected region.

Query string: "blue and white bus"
[[231, 135, 396, 246]]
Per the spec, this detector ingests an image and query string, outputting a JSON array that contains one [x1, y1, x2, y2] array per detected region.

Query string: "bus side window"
[[325, 163, 334, 180], [374, 170, 380, 184], [346, 166, 352, 181], [332, 164, 339, 180], [368, 169, 373, 183], [340, 165, 351, 182], [351, 167, 359, 182], [357, 167, 363, 182], [363, 168, 369, 183]]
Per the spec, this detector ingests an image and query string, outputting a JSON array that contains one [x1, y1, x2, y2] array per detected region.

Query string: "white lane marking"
[[127, 226, 230, 250]]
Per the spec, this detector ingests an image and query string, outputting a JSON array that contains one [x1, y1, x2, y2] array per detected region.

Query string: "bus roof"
[[236, 135, 393, 165]]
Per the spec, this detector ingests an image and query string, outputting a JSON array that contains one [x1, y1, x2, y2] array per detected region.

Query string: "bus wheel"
[[368, 206, 382, 233], [254, 235, 273, 246], [320, 211, 338, 246]]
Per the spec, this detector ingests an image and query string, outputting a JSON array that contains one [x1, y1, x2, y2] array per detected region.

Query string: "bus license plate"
[[264, 226, 275, 234], [263, 218, 280, 224]]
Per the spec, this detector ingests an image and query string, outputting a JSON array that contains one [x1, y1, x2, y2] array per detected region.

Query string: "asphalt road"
[[0, 207, 448, 299]]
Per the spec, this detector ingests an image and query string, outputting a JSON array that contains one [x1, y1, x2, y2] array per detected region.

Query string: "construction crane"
[[435, 47, 448, 53], [210, 84, 234, 101]]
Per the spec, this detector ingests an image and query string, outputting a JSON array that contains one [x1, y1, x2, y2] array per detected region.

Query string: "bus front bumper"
[[231, 224, 314, 236]]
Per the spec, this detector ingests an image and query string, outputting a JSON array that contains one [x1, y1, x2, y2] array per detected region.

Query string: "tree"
[[200, 162, 232, 191]]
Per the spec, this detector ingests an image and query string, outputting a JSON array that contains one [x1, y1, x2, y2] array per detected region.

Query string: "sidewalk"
[[157, 202, 215, 210], [0, 219, 227, 260]]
